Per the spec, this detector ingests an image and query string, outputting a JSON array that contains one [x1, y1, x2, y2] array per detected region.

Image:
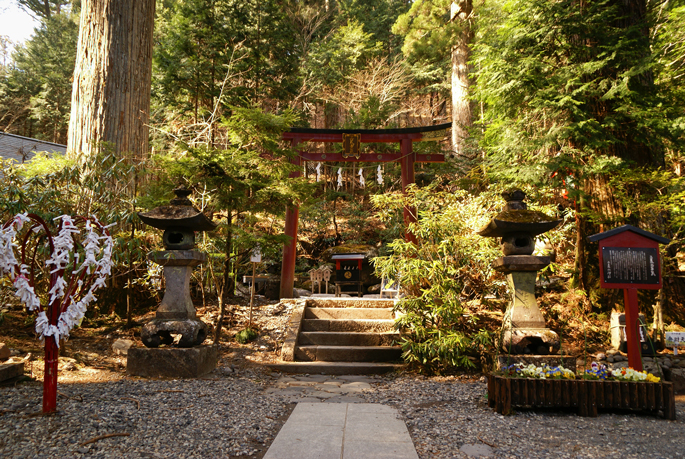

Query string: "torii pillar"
[[280, 140, 301, 299], [400, 138, 417, 244]]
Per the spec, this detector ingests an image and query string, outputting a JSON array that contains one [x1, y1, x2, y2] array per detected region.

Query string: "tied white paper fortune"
[[0, 214, 113, 346], [358, 168, 365, 188], [337, 167, 343, 189]]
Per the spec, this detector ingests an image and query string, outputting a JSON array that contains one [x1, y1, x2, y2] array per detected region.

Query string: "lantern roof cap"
[[138, 186, 217, 232]]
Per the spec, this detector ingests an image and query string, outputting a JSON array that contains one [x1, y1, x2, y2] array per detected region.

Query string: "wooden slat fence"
[[487, 375, 675, 419]]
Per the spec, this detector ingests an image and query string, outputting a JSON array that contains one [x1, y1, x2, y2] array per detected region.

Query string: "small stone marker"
[[112, 339, 134, 355], [460, 443, 494, 457], [0, 362, 24, 382], [0, 343, 10, 361]]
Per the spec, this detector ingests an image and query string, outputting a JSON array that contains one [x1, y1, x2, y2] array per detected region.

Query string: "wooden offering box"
[[487, 375, 676, 419], [332, 253, 365, 297]]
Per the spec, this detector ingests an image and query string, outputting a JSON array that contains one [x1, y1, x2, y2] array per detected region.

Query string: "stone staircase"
[[269, 298, 405, 375]]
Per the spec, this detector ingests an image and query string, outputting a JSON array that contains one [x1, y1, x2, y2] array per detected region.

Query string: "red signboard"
[[589, 227, 667, 290], [588, 225, 670, 371]]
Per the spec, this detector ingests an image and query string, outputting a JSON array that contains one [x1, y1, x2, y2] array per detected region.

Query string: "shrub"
[[235, 327, 258, 344], [372, 185, 503, 373]]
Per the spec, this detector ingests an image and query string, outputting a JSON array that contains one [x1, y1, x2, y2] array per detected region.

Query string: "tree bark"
[[450, 0, 473, 157], [67, 0, 155, 161], [222, 211, 236, 301]]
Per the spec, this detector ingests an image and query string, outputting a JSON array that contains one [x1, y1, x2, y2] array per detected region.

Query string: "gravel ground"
[[2, 296, 684, 459], [2, 369, 684, 459], [356, 374, 685, 459], [0, 367, 294, 459]]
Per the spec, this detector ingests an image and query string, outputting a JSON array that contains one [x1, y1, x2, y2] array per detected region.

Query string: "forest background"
[[1, 0, 685, 372]]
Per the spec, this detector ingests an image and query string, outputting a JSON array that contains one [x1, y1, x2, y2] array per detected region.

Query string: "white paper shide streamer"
[[337, 167, 343, 189], [0, 215, 113, 346], [358, 168, 365, 188], [377, 165, 383, 185], [316, 162, 321, 182]]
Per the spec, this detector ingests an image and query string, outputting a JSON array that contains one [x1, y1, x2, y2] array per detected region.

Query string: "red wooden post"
[[623, 288, 643, 371], [279, 140, 301, 299], [43, 273, 62, 413], [43, 338, 58, 412], [400, 138, 417, 244]]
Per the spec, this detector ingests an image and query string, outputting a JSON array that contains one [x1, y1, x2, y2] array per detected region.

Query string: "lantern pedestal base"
[[141, 319, 208, 348], [127, 345, 217, 378], [501, 328, 560, 355]]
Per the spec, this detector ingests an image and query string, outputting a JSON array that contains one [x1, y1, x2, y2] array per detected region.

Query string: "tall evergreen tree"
[[153, 0, 301, 132], [0, 8, 78, 143], [67, 0, 155, 161], [393, 0, 471, 152], [473, 0, 684, 303]]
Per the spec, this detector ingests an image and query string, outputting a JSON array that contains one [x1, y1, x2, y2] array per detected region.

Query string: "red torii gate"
[[279, 122, 450, 298]]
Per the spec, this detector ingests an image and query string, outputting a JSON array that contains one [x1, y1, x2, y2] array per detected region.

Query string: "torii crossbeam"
[[279, 122, 451, 298]]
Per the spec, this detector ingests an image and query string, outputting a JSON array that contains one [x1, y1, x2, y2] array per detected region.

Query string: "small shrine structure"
[[279, 122, 450, 298]]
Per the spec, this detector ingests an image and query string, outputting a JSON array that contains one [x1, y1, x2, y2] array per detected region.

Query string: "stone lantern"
[[137, 186, 217, 348], [478, 190, 561, 355]]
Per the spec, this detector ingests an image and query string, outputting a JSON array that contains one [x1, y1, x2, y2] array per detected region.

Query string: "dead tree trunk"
[[67, 0, 155, 161]]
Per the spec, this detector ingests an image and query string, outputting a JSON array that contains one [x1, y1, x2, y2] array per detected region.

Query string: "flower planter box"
[[487, 375, 676, 419]]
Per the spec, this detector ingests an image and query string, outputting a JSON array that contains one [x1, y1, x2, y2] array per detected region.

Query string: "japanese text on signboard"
[[602, 247, 659, 285]]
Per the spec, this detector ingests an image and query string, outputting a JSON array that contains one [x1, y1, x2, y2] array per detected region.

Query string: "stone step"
[[306, 298, 395, 309], [298, 331, 400, 346], [301, 318, 395, 333], [266, 361, 403, 375], [304, 307, 394, 320], [295, 345, 403, 362]]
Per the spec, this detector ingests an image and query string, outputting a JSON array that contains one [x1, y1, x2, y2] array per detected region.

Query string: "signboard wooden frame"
[[588, 225, 670, 371], [589, 227, 666, 290]]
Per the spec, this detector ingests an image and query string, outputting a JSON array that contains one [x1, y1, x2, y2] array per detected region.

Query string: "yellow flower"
[[646, 373, 661, 383]]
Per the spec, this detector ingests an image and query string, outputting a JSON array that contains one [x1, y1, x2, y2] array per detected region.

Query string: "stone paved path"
[[263, 402, 419, 459], [264, 374, 419, 458], [264, 374, 377, 403]]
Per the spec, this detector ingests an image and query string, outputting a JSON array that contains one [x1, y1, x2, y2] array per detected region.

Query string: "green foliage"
[[472, 0, 682, 181], [305, 19, 382, 90], [235, 327, 258, 343], [372, 186, 502, 373], [16, 0, 75, 19], [153, 0, 301, 123], [158, 106, 309, 216], [0, 151, 158, 317], [337, 0, 410, 53], [0, 11, 78, 143], [392, 0, 456, 94], [153, 105, 315, 294]]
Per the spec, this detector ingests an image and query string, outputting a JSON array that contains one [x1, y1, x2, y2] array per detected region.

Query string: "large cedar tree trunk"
[[450, 0, 473, 156], [67, 0, 155, 161]]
